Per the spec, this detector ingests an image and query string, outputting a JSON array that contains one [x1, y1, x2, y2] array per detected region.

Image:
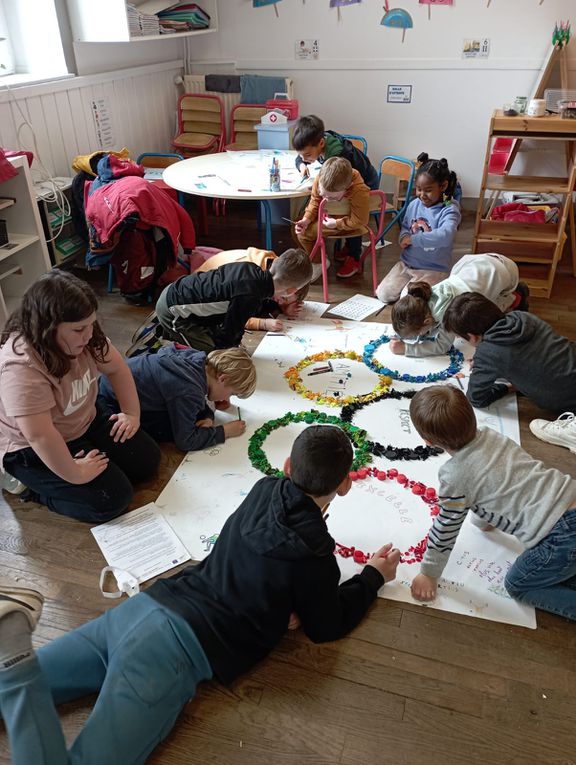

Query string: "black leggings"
[[3, 412, 161, 523]]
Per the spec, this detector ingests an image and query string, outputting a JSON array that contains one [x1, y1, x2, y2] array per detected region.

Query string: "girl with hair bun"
[[390, 253, 528, 357]]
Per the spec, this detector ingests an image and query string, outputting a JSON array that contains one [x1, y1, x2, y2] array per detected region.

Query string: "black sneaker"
[[125, 324, 163, 358]]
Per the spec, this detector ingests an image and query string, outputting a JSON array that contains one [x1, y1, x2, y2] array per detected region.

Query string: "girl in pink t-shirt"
[[0, 271, 160, 522]]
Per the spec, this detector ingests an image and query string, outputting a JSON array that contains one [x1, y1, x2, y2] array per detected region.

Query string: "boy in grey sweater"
[[408, 385, 576, 620], [443, 291, 576, 411]]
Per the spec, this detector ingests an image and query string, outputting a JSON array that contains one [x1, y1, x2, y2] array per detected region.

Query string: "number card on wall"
[[387, 85, 413, 103]]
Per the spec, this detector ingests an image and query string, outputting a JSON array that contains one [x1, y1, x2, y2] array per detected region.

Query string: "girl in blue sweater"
[[376, 154, 461, 304]]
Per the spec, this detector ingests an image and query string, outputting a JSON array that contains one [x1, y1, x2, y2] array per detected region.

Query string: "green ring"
[[248, 410, 374, 477]]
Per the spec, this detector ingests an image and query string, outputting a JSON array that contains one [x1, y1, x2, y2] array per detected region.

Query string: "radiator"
[[183, 74, 294, 141]]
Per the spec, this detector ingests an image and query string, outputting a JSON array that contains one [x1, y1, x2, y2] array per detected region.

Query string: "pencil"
[[237, 407, 241, 420]]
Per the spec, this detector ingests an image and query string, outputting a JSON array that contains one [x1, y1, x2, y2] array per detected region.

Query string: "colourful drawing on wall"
[[419, 0, 453, 20], [381, 2, 413, 43], [330, 0, 362, 22], [253, 0, 281, 17]]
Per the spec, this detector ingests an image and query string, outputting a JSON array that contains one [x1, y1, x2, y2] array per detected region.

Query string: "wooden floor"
[[2, 202, 576, 764]]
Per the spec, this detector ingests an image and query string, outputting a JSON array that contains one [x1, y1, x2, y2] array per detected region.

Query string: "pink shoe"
[[336, 256, 360, 279]]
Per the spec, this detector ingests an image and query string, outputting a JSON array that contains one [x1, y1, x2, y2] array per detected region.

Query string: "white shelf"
[[0, 234, 40, 262], [66, 0, 218, 43], [0, 198, 15, 211], [0, 156, 51, 327]]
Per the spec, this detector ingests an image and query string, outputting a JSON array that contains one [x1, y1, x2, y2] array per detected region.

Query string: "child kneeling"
[[408, 385, 576, 621], [98, 345, 255, 452]]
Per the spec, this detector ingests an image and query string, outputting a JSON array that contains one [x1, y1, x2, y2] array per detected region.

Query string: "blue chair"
[[372, 155, 416, 244], [342, 134, 368, 155]]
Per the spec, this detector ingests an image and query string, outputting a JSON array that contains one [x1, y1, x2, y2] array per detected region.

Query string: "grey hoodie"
[[467, 311, 576, 411]]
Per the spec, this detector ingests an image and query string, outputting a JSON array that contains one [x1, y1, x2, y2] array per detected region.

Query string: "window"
[[0, 0, 72, 84]]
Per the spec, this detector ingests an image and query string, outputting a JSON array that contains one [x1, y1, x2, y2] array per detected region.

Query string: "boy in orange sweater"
[[295, 157, 370, 279]]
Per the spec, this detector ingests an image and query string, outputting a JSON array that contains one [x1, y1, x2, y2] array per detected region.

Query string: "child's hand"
[[282, 300, 303, 318], [322, 216, 338, 229], [411, 573, 438, 602], [400, 236, 412, 250], [223, 420, 246, 439], [389, 338, 406, 355], [365, 543, 401, 582], [214, 400, 231, 411], [264, 318, 284, 332], [73, 449, 109, 484], [196, 418, 214, 428], [108, 412, 140, 443], [295, 218, 310, 235], [287, 612, 301, 630], [300, 165, 310, 178]]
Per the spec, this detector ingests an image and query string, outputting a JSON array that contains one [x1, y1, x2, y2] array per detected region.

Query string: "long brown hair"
[[391, 281, 433, 338], [0, 271, 109, 378]]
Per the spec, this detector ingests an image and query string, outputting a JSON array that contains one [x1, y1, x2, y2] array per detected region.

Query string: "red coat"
[[85, 175, 195, 257]]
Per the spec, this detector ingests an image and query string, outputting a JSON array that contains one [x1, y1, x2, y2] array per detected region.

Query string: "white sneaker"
[[529, 412, 576, 453], [1, 472, 27, 495]]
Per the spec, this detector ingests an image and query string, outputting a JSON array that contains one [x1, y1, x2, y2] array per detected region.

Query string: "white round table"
[[163, 151, 312, 250]]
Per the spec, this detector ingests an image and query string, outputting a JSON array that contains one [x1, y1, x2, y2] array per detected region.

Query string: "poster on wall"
[[462, 38, 490, 58], [91, 98, 115, 149], [387, 84, 413, 103], [295, 39, 319, 59]]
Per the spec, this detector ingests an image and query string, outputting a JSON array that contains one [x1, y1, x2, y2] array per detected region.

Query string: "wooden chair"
[[309, 190, 388, 302], [374, 155, 416, 242], [172, 94, 226, 157], [342, 134, 368, 154], [225, 104, 267, 150]]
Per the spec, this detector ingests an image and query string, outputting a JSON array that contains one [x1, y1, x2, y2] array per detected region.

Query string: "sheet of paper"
[[155, 318, 533, 629], [291, 300, 330, 320], [91, 503, 190, 586], [327, 294, 385, 321]]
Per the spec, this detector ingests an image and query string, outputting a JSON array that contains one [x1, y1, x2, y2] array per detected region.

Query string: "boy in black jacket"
[[155, 247, 312, 352], [0, 426, 400, 764], [443, 291, 576, 412]]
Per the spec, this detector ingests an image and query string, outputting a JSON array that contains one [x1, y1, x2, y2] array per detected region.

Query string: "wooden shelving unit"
[[0, 157, 51, 328], [472, 111, 576, 299]]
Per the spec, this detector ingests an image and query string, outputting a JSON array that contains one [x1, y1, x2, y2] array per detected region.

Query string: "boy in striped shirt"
[[408, 385, 576, 621]]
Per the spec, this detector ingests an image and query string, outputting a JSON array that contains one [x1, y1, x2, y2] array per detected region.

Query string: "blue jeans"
[[505, 508, 576, 621], [0, 594, 212, 765]]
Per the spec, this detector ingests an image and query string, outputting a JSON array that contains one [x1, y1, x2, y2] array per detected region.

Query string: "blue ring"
[[362, 334, 464, 383]]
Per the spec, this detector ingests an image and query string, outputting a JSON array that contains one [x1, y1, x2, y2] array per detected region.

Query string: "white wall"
[[188, 0, 576, 196]]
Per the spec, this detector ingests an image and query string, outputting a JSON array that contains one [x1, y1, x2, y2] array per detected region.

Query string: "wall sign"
[[462, 38, 490, 58], [295, 39, 319, 59], [387, 85, 412, 103]]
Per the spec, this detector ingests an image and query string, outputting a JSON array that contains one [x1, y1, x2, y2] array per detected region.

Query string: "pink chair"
[[172, 93, 226, 157], [309, 190, 388, 303]]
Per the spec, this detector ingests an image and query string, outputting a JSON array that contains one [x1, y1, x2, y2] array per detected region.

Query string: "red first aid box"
[[265, 94, 299, 120]]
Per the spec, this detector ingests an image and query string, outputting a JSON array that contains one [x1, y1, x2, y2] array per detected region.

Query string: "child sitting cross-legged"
[[295, 157, 371, 279], [0, 425, 401, 764], [98, 346, 256, 452], [376, 154, 461, 304], [408, 385, 576, 622]]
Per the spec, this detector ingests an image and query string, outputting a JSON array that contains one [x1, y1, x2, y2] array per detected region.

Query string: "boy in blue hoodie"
[[98, 345, 256, 451], [376, 155, 461, 304], [0, 426, 400, 764]]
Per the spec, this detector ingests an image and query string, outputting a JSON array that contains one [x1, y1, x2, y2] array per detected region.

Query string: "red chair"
[[172, 93, 226, 157], [225, 104, 267, 150], [309, 190, 388, 302]]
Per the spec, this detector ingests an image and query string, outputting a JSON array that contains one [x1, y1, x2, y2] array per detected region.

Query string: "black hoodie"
[[467, 311, 576, 411], [146, 476, 384, 684]]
